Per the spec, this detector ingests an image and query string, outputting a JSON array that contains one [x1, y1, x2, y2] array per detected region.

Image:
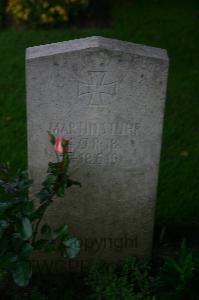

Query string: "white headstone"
[[26, 36, 169, 270]]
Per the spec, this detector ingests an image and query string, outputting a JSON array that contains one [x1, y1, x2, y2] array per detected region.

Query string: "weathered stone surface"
[[26, 36, 169, 269]]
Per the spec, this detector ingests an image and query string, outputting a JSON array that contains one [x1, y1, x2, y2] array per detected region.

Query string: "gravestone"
[[26, 36, 169, 271]]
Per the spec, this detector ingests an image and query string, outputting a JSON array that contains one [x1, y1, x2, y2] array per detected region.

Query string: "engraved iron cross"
[[78, 71, 117, 105]]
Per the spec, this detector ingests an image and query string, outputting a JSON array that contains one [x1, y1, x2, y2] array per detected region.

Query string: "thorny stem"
[[32, 134, 70, 245], [32, 192, 55, 245], [32, 158, 66, 244]]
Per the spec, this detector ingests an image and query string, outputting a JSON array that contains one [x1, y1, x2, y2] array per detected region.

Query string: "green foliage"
[[12, 260, 32, 287], [86, 242, 199, 300], [0, 242, 199, 299], [156, 240, 197, 300], [63, 237, 80, 259], [87, 258, 155, 300], [0, 136, 81, 287]]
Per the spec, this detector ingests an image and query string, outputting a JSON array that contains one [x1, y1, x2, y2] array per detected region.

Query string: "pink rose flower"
[[54, 136, 65, 154]]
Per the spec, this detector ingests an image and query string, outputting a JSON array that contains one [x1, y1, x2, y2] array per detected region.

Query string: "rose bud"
[[54, 136, 66, 154]]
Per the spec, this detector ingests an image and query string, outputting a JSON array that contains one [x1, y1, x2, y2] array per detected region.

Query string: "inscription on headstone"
[[26, 36, 169, 268]]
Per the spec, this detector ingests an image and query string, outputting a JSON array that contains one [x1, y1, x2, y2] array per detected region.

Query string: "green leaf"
[[19, 218, 32, 240], [20, 243, 33, 258], [42, 175, 57, 187], [12, 261, 32, 287], [37, 189, 52, 203], [63, 238, 80, 259], [53, 224, 68, 240], [178, 239, 190, 266], [47, 131, 55, 145], [0, 220, 8, 229], [164, 256, 182, 274], [0, 220, 9, 238], [56, 185, 65, 197]]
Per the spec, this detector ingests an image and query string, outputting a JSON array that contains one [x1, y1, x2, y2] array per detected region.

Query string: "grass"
[[0, 0, 198, 225]]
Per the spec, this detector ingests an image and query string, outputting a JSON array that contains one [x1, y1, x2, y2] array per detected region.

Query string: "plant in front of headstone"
[[0, 132, 81, 287], [86, 258, 155, 300], [155, 240, 196, 300]]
